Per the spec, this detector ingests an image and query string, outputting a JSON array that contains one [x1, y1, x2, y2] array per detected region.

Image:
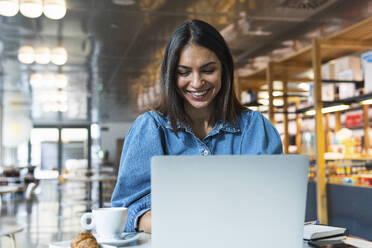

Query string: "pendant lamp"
[[0, 0, 19, 17], [55, 74, 68, 88], [18, 46, 35, 64], [35, 47, 51, 64], [20, 0, 43, 18], [43, 0, 66, 20], [51, 47, 68, 65]]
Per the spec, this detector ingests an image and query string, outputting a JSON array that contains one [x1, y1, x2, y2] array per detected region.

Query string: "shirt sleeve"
[[241, 111, 283, 154], [111, 112, 165, 232]]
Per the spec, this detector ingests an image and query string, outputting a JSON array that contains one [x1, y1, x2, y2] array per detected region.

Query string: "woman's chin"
[[185, 101, 214, 112]]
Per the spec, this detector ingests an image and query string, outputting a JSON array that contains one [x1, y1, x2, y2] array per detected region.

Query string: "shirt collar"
[[214, 119, 240, 133], [164, 117, 240, 133]]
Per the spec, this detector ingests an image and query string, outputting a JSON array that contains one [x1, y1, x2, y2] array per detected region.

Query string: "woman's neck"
[[184, 103, 215, 139], [185, 104, 214, 124]]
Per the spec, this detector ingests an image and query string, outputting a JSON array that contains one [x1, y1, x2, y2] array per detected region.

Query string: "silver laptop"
[[151, 155, 309, 248]]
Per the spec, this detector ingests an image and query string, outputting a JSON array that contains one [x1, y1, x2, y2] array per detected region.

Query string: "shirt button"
[[203, 150, 209, 156]]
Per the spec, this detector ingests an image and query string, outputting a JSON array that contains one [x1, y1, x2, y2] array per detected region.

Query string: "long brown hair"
[[155, 19, 245, 133]]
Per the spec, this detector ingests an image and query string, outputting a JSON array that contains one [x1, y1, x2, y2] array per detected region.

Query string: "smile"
[[186, 89, 210, 97]]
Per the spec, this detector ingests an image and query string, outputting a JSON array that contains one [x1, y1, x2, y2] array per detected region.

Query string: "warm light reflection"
[[55, 74, 68, 88], [304, 105, 350, 116], [298, 82, 310, 91], [360, 99, 372, 105], [247, 106, 258, 111], [30, 73, 69, 89], [0, 0, 19, 17], [19, 45, 68, 65], [51, 46, 68, 65], [43, 0, 66, 20], [272, 91, 283, 97], [257, 98, 283, 107], [30, 73, 44, 87], [258, 99, 269, 106], [35, 47, 51, 64], [18, 46, 35, 64], [20, 0, 43, 18], [273, 99, 283, 106]]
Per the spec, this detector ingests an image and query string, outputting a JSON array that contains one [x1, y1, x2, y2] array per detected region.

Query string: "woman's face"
[[176, 44, 222, 113]]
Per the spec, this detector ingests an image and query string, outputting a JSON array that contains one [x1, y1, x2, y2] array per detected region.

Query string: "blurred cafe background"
[[1, 0, 372, 247]]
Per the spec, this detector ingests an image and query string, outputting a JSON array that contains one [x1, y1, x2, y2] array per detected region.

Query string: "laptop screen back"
[[151, 155, 309, 248]]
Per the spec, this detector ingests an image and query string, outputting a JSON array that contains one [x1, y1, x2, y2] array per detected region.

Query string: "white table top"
[[0, 185, 23, 195], [62, 174, 117, 182], [49, 233, 326, 248], [49, 233, 151, 248]]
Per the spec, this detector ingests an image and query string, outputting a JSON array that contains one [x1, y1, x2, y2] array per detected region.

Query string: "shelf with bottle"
[[308, 161, 372, 187]]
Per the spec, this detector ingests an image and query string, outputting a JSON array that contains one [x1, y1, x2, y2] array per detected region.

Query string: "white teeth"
[[189, 90, 208, 96]]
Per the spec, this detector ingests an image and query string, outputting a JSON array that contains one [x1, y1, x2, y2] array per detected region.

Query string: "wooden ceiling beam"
[[258, 89, 308, 93], [273, 61, 311, 69], [239, 76, 313, 87], [321, 39, 372, 50], [241, 85, 308, 93]]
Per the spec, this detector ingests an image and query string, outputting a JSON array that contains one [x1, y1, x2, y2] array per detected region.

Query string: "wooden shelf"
[[238, 17, 372, 225], [327, 156, 372, 161]]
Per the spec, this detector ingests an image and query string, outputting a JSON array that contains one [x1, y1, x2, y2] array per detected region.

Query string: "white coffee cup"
[[80, 207, 128, 239]]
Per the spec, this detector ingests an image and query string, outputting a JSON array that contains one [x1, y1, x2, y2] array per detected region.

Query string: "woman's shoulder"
[[238, 110, 274, 128], [133, 110, 168, 128], [238, 109, 263, 123]]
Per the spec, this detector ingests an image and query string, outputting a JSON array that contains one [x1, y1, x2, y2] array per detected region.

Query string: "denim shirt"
[[111, 110, 283, 232]]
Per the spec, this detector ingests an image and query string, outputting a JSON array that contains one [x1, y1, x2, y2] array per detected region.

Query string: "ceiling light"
[[258, 99, 269, 106], [30, 73, 44, 88], [322, 105, 350, 114], [304, 104, 350, 115], [43, 74, 55, 87], [273, 91, 283, 97], [18, 46, 35, 64], [247, 106, 258, 111], [298, 82, 310, 91], [273, 99, 284, 106], [43, 0, 66, 20], [35, 47, 51, 64], [51, 46, 68, 65], [55, 74, 68, 88], [360, 99, 372, 105], [0, 0, 19, 17], [20, 0, 43, 18], [258, 92, 269, 99], [304, 110, 316, 115]]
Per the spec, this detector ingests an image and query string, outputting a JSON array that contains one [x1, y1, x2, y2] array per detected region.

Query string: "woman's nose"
[[191, 73, 204, 88]]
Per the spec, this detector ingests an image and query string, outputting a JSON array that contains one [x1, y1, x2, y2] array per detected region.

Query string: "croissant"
[[71, 231, 99, 248]]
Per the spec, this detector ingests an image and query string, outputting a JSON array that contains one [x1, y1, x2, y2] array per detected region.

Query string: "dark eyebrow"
[[177, 61, 217, 70]]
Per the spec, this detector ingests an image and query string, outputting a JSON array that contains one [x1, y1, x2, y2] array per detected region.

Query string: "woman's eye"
[[203, 69, 215, 74], [177, 71, 190, 76]]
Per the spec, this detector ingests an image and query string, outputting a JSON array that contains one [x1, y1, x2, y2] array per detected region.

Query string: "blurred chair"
[[0, 225, 23, 248], [24, 182, 38, 201]]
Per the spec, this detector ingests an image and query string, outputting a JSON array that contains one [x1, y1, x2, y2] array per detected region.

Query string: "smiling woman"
[[176, 44, 222, 138], [153, 20, 247, 138], [111, 19, 283, 234]]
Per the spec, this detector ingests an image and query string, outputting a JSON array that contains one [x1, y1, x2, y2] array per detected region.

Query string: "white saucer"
[[94, 232, 140, 246]]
